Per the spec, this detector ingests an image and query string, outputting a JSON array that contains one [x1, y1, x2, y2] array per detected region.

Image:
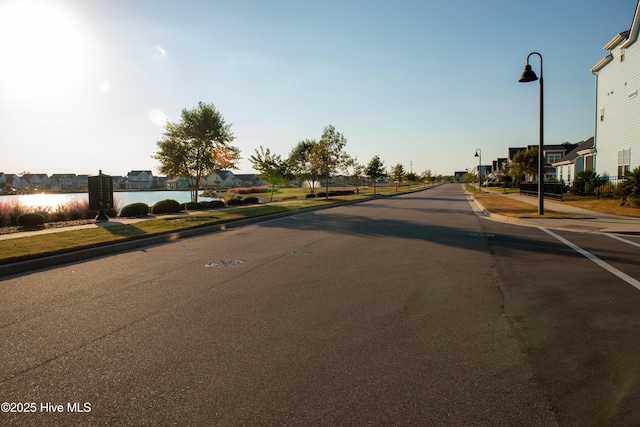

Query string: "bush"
[[119, 202, 149, 217], [305, 193, 317, 198], [226, 198, 243, 206], [151, 199, 181, 214], [242, 196, 259, 205], [17, 212, 45, 228], [205, 200, 225, 209], [227, 186, 270, 195], [184, 201, 210, 210], [625, 195, 640, 208]]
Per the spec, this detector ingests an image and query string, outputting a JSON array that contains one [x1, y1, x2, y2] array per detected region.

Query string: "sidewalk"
[[471, 191, 640, 234]]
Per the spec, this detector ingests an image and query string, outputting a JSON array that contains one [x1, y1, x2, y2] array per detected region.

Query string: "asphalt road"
[[1, 184, 639, 426]]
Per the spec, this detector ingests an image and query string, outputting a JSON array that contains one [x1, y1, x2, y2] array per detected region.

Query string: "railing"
[[519, 182, 564, 200]]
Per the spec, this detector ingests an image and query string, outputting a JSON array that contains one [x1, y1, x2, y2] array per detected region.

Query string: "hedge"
[[151, 199, 181, 214], [119, 202, 149, 217], [17, 213, 45, 228]]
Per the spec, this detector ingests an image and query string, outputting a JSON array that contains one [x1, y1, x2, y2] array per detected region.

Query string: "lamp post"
[[474, 149, 482, 191], [519, 52, 544, 215]]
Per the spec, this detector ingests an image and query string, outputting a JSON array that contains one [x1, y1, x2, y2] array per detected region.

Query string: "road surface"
[[1, 184, 639, 426]]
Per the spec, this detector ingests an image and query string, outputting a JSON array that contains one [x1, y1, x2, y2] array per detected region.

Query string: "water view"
[[0, 191, 221, 210]]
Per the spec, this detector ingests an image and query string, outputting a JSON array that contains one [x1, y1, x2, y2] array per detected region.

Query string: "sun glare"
[[0, 0, 98, 101]]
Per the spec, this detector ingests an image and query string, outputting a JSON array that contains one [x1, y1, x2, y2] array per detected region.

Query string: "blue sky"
[[0, 0, 637, 177]]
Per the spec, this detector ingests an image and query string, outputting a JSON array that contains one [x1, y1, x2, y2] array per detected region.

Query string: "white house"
[[590, 1, 640, 180]]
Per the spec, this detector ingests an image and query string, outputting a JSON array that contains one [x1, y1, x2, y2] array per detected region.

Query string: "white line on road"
[[606, 233, 640, 248], [540, 227, 640, 292]]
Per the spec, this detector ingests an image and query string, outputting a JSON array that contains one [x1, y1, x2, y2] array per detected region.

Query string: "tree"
[[154, 102, 239, 202], [345, 157, 365, 192], [311, 125, 350, 199], [366, 155, 386, 195], [287, 139, 320, 194], [405, 172, 419, 189], [390, 163, 405, 190], [422, 169, 433, 184], [511, 147, 539, 181], [249, 146, 290, 202]]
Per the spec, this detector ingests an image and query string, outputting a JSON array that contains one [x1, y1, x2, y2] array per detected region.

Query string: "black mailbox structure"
[[88, 171, 113, 222]]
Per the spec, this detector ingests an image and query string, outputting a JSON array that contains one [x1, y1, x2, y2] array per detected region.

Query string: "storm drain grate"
[[291, 250, 313, 255], [205, 260, 245, 268]]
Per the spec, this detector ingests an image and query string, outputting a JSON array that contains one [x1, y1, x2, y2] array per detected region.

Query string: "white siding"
[[595, 40, 640, 179]]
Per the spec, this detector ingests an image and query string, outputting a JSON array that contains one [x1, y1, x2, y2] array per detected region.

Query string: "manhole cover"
[[291, 250, 313, 255], [205, 260, 245, 267]]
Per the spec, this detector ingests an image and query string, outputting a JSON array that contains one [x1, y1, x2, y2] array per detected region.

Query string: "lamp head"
[[474, 152, 479, 157], [519, 64, 538, 82]]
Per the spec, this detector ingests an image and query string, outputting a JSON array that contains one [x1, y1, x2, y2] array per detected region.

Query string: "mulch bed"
[[0, 219, 95, 235]]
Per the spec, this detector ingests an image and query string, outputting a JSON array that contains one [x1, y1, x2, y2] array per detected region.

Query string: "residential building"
[[506, 144, 576, 181], [552, 137, 595, 184], [590, 1, 640, 180], [125, 170, 154, 189], [49, 174, 79, 191]]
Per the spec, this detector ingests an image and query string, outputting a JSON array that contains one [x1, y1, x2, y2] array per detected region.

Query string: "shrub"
[[50, 199, 89, 222], [626, 196, 640, 208], [185, 201, 212, 210], [205, 200, 225, 209], [226, 198, 243, 206], [17, 212, 45, 228], [305, 193, 317, 199], [152, 199, 181, 214], [621, 167, 640, 207], [242, 196, 259, 205], [119, 202, 149, 217], [227, 186, 270, 195], [0, 199, 28, 227]]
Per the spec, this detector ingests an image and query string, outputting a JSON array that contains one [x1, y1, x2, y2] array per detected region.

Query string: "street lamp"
[[519, 52, 544, 215], [474, 149, 482, 191]]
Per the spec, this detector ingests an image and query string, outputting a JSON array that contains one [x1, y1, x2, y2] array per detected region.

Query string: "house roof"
[[621, 1, 640, 48], [553, 137, 595, 166], [508, 147, 527, 160], [592, 1, 640, 72], [128, 170, 153, 176]]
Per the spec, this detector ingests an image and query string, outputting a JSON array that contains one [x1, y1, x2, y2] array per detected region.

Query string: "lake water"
[[0, 191, 221, 210]]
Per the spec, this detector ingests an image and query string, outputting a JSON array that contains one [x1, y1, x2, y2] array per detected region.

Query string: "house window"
[[547, 153, 561, 164], [621, 48, 625, 62], [600, 107, 605, 121], [618, 148, 631, 178]]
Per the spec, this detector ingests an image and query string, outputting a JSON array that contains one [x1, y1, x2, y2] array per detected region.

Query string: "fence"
[[520, 177, 623, 200], [519, 182, 564, 200]]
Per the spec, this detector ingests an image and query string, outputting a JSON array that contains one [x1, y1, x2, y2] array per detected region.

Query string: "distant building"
[[49, 174, 79, 191], [125, 170, 154, 189]]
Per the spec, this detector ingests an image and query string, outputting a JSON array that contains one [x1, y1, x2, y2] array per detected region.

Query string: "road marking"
[[540, 227, 640, 292], [606, 233, 640, 248]]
